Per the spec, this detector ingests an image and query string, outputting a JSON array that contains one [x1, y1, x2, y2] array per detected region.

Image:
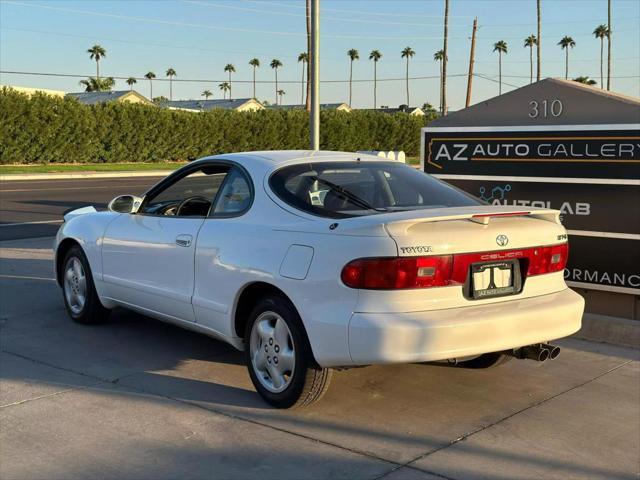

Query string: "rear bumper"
[[348, 288, 584, 365]]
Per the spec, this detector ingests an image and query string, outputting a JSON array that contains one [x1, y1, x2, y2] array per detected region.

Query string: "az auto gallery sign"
[[421, 124, 640, 294]]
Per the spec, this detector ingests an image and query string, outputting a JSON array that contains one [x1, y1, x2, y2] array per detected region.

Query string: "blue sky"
[[1, 0, 638, 109]]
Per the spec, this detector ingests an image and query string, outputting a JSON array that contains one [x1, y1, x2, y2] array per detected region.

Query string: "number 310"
[[529, 99, 563, 118]]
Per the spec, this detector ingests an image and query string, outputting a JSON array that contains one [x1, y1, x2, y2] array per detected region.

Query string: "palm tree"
[[201, 89, 213, 100], [536, 0, 541, 81], [277, 89, 286, 105], [368, 50, 382, 109], [573, 76, 597, 85], [219, 82, 230, 100], [401, 46, 416, 106], [270, 58, 283, 105], [442, 0, 449, 115], [79, 76, 114, 92], [298, 52, 308, 105], [224, 64, 235, 100], [126, 77, 137, 91], [249, 58, 260, 99], [305, 0, 311, 111], [493, 40, 508, 94], [87, 44, 106, 80], [144, 72, 156, 99], [434, 49, 446, 113], [593, 25, 609, 89], [165, 68, 176, 100], [347, 49, 359, 107], [558, 36, 576, 79], [607, 0, 612, 90], [524, 35, 537, 84]]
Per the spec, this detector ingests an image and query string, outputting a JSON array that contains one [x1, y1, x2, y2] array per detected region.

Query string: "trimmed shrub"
[[0, 88, 432, 164]]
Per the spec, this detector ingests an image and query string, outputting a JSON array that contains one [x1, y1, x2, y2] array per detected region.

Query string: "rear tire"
[[244, 295, 332, 408], [61, 245, 110, 324], [458, 352, 512, 369]]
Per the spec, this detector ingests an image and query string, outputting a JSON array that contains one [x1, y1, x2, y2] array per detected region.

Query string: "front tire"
[[62, 245, 110, 324], [244, 295, 332, 408]]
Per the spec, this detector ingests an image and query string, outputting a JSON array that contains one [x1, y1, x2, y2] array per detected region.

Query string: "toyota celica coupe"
[[55, 151, 584, 408]]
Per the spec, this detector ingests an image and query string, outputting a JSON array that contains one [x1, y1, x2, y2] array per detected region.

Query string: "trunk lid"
[[343, 206, 570, 313], [382, 206, 565, 256]]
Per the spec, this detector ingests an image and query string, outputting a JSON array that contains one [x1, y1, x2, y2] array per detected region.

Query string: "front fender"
[[55, 211, 119, 284]]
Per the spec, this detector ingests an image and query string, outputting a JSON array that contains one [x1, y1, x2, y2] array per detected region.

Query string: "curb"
[[0, 170, 174, 181], [573, 313, 640, 348]]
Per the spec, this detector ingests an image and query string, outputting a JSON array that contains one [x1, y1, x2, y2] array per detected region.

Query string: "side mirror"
[[108, 195, 143, 214]]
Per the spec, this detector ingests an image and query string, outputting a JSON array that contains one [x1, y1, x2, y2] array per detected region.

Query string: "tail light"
[[527, 243, 569, 275], [341, 243, 568, 290], [341, 255, 455, 289]]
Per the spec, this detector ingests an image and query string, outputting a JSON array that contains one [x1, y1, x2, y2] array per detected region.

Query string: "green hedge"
[[0, 88, 431, 164]]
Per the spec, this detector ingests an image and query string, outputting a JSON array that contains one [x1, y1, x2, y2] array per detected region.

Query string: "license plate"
[[471, 261, 516, 299]]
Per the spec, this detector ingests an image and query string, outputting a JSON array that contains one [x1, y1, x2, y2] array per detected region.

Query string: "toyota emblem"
[[496, 234, 509, 246]]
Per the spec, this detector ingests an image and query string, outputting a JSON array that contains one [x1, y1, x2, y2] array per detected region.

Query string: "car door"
[[193, 165, 255, 337], [101, 163, 230, 322]]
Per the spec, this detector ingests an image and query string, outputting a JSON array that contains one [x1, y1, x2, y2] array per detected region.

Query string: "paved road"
[[1, 236, 639, 480], [0, 176, 164, 241]]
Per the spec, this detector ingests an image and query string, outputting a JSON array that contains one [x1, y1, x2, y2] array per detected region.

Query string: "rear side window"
[[269, 161, 481, 218], [213, 168, 253, 215]]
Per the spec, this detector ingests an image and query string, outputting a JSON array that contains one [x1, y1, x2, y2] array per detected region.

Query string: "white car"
[[55, 150, 584, 408]]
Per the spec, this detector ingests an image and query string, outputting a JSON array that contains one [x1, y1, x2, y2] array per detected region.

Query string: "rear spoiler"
[[467, 210, 560, 225], [381, 207, 562, 237]]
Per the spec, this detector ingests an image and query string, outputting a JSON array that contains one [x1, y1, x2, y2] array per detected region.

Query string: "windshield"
[[269, 161, 482, 218]]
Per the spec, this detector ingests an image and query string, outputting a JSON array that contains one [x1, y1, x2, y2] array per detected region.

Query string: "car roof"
[[200, 150, 389, 168]]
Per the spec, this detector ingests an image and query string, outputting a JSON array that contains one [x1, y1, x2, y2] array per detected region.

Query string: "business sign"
[[421, 124, 640, 294], [422, 125, 640, 179], [444, 179, 639, 234]]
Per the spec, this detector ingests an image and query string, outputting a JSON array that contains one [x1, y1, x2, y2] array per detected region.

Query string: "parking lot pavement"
[[1, 237, 639, 480]]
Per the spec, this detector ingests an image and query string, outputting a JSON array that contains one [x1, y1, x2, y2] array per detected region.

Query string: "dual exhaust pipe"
[[509, 343, 560, 362]]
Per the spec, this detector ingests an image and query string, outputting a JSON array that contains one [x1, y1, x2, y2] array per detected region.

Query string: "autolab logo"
[[479, 184, 591, 219]]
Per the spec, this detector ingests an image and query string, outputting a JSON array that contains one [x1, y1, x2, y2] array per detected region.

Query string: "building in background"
[[162, 98, 264, 112], [267, 103, 351, 112], [66, 90, 153, 105], [374, 105, 425, 116], [1, 85, 66, 98]]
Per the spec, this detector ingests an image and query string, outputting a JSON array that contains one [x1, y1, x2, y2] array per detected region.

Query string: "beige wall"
[[3, 85, 65, 98], [236, 100, 265, 112], [119, 94, 148, 104]]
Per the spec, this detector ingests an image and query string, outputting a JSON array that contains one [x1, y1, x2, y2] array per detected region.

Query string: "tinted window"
[[269, 161, 481, 218], [141, 166, 229, 217], [213, 168, 253, 215]]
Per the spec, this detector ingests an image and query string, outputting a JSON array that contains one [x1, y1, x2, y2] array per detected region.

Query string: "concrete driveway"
[[1, 237, 638, 480]]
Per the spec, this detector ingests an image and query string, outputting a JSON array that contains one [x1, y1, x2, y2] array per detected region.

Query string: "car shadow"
[[1, 250, 638, 480]]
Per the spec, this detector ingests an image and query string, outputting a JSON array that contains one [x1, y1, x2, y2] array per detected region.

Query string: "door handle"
[[175, 234, 193, 247]]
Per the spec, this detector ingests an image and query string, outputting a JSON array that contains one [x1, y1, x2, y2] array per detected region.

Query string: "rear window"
[[269, 161, 481, 218]]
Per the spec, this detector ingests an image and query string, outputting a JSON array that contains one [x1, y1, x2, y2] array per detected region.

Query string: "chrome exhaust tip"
[[541, 343, 561, 360], [510, 344, 550, 362]]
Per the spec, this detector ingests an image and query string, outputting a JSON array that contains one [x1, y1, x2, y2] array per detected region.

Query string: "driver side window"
[[140, 165, 230, 217]]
